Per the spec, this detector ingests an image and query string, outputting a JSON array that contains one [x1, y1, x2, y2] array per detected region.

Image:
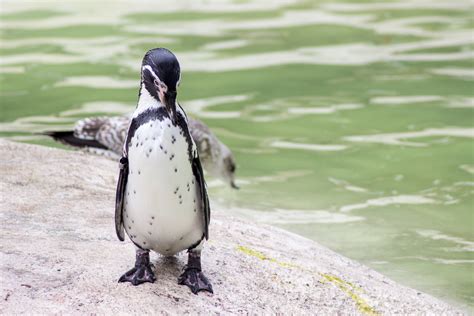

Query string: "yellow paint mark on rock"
[[236, 245, 379, 316], [236, 245, 268, 261], [236, 245, 298, 268], [321, 273, 379, 316]]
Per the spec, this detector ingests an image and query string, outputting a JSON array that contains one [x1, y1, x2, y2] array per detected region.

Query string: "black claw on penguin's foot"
[[178, 268, 213, 294], [118, 264, 156, 286]]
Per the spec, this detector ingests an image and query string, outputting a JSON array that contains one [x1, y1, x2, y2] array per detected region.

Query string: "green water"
[[1, 0, 473, 309]]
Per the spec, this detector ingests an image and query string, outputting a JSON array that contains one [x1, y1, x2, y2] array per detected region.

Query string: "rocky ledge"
[[0, 140, 463, 314]]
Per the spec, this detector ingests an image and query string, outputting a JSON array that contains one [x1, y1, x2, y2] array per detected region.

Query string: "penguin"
[[115, 48, 212, 294], [43, 115, 239, 188]]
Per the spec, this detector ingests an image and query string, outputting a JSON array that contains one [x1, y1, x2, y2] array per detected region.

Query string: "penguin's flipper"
[[115, 156, 128, 241], [192, 156, 210, 240]]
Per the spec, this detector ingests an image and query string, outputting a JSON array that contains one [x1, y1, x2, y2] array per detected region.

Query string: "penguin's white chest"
[[123, 118, 203, 255]]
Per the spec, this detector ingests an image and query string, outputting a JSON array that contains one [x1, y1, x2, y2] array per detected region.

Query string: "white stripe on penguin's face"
[[143, 65, 168, 104]]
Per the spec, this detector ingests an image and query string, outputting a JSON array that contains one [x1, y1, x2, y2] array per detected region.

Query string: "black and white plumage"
[[115, 48, 212, 293], [44, 115, 238, 188]]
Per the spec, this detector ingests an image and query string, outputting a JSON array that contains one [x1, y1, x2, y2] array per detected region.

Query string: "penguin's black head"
[[141, 48, 181, 123]]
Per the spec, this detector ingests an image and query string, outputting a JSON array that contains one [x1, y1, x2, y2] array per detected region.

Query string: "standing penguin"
[[115, 48, 212, 294]]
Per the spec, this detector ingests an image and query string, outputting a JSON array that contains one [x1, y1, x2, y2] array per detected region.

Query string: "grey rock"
[[0, 140, 464, 315]]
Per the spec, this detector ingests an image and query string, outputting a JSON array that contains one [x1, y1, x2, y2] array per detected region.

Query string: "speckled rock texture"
[[0, 140, 464, 314]]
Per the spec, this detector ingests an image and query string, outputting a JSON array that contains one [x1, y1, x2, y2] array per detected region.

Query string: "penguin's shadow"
[[152, 255, 184, 277]]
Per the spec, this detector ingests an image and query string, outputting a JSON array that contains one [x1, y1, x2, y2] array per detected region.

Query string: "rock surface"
[[0, 140, 464, 314]]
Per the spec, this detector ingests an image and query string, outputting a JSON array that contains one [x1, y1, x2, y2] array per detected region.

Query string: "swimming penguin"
[[115, 48, 212, 294], [44, 115, 239, 188]]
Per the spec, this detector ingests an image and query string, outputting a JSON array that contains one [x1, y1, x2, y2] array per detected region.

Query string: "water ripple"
[[270, 140, 347, 152], [344, 127, 474, 147], [370, 95, 443, 105], [54, 76, 137, 89], [340, 195, 436, 212]]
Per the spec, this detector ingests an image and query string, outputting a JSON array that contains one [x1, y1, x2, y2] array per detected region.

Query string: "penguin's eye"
[[154, 79, 167, 91]]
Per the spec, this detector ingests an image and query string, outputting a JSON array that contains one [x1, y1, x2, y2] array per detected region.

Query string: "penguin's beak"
[[164, 91, 177, 124]]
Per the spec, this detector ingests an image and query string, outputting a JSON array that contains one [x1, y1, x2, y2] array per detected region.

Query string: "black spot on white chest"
[[125, 107, 195, 162]]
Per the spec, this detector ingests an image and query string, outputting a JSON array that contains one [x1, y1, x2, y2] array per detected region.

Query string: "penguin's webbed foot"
[[118, 249, 156, 286], [119, 264, 156, 285], [178, 250, 213, 294], [178, 267, 213, 294]]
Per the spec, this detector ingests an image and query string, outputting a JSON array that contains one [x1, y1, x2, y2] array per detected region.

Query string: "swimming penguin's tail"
[[42, 131, 108, 150]]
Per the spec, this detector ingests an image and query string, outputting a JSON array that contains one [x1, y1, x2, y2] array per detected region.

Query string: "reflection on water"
[[270, 140, 347, 152], [370, 95, 444, 105], [430, 68, 474, 80], [228, 205, 365, 224], [344, 127, 474, 146], [416, 230, 474, 253], [288, 103, 364, 114], [339, 195, 436, 213], [0, 0, 473, 309], [54, 76, 138, 89]]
